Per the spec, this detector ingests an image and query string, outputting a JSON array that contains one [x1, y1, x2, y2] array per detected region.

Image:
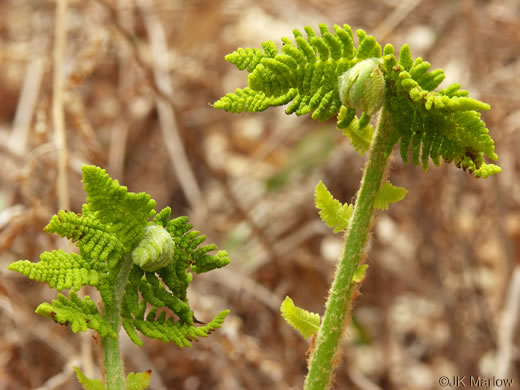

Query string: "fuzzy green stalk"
[[304, 103, 394, 390], [101, 254, 134, 390]]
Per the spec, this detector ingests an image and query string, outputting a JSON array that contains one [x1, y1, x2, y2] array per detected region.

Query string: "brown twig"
[[137, 0, 202, 208], [52, 0, 70, 211], [93, 0, 276, 258]]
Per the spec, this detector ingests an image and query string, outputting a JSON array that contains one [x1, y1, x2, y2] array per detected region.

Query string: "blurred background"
[[1, 0, 519, 389]]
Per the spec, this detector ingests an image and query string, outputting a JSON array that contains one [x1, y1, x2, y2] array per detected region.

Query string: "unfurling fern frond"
[[280, 296, 320, 338], [9, 165, 230, 354], [215, 24, 499, 177], [314, 180, 353, 233], [382, 44, 499, 176]]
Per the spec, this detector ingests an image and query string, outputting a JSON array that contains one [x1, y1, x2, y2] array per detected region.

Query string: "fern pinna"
[[215, 24, 499, 390], [9, 165, 230, 389], [214, 23, 499, 177]]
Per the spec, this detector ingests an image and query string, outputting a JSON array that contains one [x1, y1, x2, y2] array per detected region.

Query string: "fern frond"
[[36, 291, 116, 338], [215, 23, 379, 121], [337, 107, 373, 154], [382, 44, 498, 175], [216, 25, 499, 177], [167, 216, 230, 274], [280, 296, 320, 338], [374, 181, 408, 211], [8, 250, 105, 291], [9, 165, 229, 353], [45, 210, 125, 268], [81, 165, 156, 251], [214, 87, 298, 113], [124, 310, 229, 347], [314, 180, 353, 233]]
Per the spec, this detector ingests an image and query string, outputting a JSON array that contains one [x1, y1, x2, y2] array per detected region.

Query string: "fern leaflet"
[[280, 296, 320, 338], [36, 291, 116, 338], [314, 180, 353, 233], [374, 181, 408, 211]]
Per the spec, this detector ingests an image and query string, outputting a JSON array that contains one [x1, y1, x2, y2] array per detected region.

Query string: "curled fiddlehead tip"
[[338, 58, 385, 116], [132, 225, 175, 272]]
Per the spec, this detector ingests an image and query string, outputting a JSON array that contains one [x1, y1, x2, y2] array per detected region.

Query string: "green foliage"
[[123, 309, 229, 347], [381, 44, 499, 176], [215, 23, 499, 177], [215, 24, 378, 121], [73, 368, 151, 390], [126, 371, 151, 390], [337, 108, 373, 154], [36, 291, 116, 338], [280, 296, 320, 338], [314, 180, 353, 233], [374, 181, 408, 211], [216, 23, 501, 390], [8, 250, 105, 291], [352, 264, 369, 283], [74, 367, 106, 390], [9, 165, 231, 387]]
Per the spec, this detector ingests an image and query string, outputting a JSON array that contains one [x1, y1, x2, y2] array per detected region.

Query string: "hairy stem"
[[304, 104, 394, 390], [101, 254, 134, 390]]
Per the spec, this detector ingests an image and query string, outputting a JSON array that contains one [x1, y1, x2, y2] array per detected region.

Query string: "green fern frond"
[[82, 165, 156, 251], [45, 210, 124, 268], [374, 181, 408, 211], [382, 44, 498, 174], [124, 310, 229, 347], [10, 165, 229, 355], [337, 107, 374, 154], [8, 250, 105, 291], [215, 24, 379, 121], [36, 291, 116, 338], [166, 216, 230, 274], [214, 87, 298, 113], [129, 267, 193, 324], [280, 296, 320, 338], [314, 180, 353, 233], [216, 24, 499, 177]]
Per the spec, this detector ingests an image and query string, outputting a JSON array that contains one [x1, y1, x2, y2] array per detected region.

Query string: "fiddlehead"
[[216, 23, 500, 390], [214, 23, 500, 177], [9, 165, 230, 387]]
